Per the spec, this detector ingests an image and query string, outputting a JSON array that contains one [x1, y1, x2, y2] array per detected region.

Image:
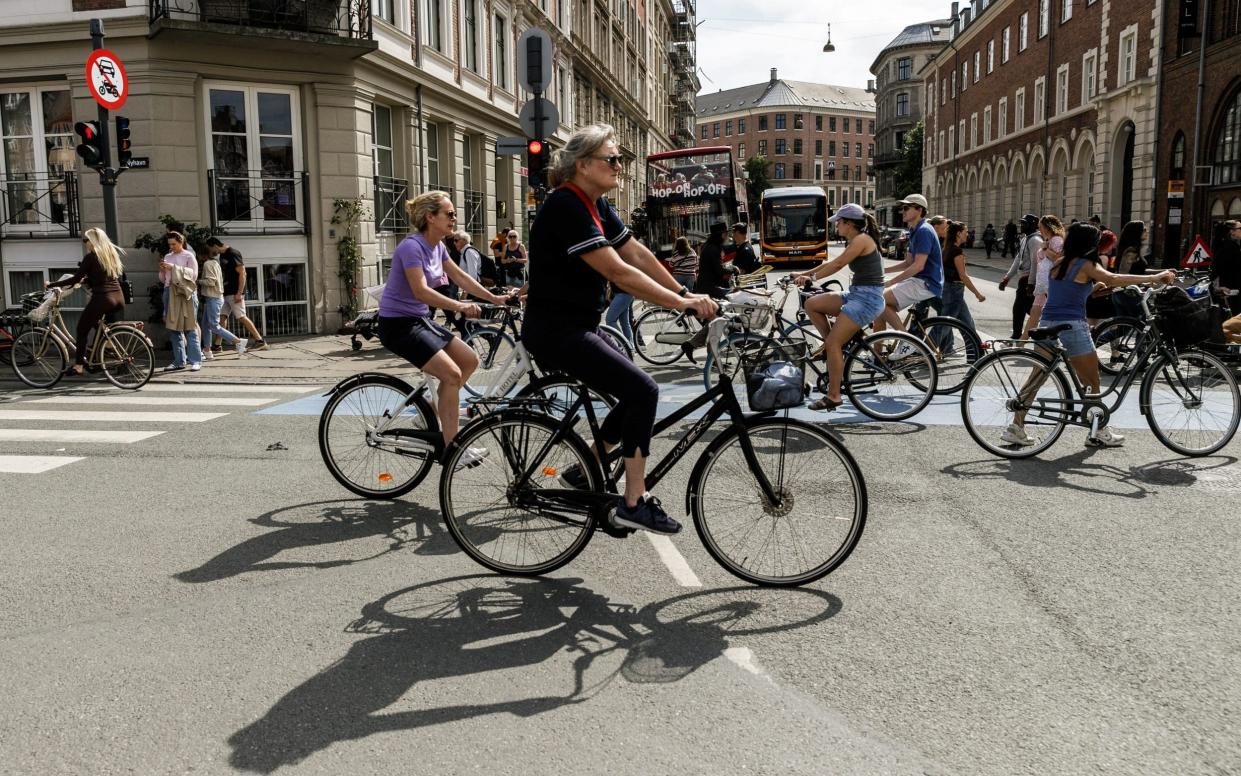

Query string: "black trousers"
[[1011, 276, 1033, 339], [76, 291, 124, 365]]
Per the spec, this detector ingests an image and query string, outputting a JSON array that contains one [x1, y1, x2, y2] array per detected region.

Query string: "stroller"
[[345, 284, 385, 351]]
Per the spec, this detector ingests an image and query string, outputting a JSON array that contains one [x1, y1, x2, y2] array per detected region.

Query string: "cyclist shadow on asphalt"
[[941, 452, 1238, 500], [174, 499, 456, 584], [227, 575, 840, 774]]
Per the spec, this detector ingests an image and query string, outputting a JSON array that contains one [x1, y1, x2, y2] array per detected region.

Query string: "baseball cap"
[[828, 203, 867, 223], [897, 194, 929, 210], [1021, 213, 1039, 227]]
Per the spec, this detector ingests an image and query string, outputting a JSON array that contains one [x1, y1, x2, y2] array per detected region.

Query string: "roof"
[[695, 78, 874, 118], [761, 186, 826, 200], [869, 19, 954, 74]]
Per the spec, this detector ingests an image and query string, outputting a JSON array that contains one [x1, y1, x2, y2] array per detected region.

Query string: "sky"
[[693, 0, 955, 95]]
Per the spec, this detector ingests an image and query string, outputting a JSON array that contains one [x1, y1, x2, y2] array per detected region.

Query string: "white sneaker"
[[1000, 423, 1035, 446], [163, 363, 186, 372], [1087, 426, 1125, 447], [202, 350, 214, 361], [235, 337, 248, 356], [888, 342, 919, 363], [455, 446, 490, 470], [189, 363, 202, 372], [424, 374, 441, 412]]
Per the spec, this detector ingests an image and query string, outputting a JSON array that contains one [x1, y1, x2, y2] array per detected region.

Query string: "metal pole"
[[1184, 0, 1211, 251], [89, 18, 119, 242]]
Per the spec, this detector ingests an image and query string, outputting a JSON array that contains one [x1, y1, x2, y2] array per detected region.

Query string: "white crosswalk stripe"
[[0, 382, 316, 474]]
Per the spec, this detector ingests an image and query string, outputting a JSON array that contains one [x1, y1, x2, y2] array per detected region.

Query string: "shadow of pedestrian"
[[174, 498, 454, 583], [226, 576, 840, 773]]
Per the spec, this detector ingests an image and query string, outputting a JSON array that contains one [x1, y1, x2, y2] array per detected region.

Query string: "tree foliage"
[[744, 155, 772, 219], [894, 121, 925, 199]]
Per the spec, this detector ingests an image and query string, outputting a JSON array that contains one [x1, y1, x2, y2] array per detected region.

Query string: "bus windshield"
[[643, 148, 744, 257], [762, 194, 828, 245]]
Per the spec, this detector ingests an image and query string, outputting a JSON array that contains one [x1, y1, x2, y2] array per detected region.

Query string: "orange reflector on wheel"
[[542, 466, 558, 477], [378, 472, 394, 482]]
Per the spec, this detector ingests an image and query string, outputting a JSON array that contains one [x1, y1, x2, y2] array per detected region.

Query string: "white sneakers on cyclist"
[[888, 342, 919, 363], [1000, 423, 1036, 446], [1086, 426, 1126, 447], [455, 446, 490, 470]]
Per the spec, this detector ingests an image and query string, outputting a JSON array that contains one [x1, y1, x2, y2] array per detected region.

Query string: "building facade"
[[1153, 1, 1241, 263], [693, 69, 876, 213], [870, 18, 953, 226], [921, 0, 1161, 243], [0, 0, 693, 336]]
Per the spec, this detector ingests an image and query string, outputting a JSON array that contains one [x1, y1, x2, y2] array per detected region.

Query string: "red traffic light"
[[527, 139, 544, 155], [75, 121, 97, 141]]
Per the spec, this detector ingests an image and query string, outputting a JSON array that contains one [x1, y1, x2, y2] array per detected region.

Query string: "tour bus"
[[642, 146, 747, 260], [758, 186, 831, 266]]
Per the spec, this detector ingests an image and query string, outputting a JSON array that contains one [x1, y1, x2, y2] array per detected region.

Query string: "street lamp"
[[822, 23, 835, 53]]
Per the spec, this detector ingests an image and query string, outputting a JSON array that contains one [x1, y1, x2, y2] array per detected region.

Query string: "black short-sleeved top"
[[525, 184, 632, 328], [219, 248, 245, 296]]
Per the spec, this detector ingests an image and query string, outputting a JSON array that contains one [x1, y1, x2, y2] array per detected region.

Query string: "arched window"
[[1170, 132, 1186, 179], [1214, 91, 1241, 185]]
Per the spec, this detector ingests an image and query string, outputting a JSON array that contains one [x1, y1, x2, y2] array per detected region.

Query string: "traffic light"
[[74, 121, 105, 168], [114, 115, 131, 166], [527, 139, 550, 192]]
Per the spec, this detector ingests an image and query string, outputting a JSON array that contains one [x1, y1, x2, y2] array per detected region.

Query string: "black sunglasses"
[[594, 154, 624, 167], [440, 210, 457, 218]]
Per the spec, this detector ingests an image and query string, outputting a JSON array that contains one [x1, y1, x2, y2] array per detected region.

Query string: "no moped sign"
[[85, 49, 128, 110]]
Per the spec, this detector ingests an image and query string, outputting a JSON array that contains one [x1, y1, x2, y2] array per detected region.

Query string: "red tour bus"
[[642, 146, 747, 262]]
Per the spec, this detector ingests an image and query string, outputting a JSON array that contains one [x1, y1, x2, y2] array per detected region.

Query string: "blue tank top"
[[1041, 258, 1095, 321]]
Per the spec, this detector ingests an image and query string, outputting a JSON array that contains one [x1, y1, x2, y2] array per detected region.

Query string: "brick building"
[[922, 0, 1161, 239], [694, 69, 876, 212], [1153, 2, 1241, 262]]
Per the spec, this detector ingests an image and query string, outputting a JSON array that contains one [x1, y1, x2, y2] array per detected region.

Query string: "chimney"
[[951, 2, 959, 35], [770, 68, 778, 84]]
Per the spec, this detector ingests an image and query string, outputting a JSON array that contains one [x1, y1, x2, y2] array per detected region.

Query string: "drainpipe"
[[1184, 0, 1212, 253], [1148, 0, 1167, 263], [416, 84, 425, 190], [1042, 9, 1054, 214]]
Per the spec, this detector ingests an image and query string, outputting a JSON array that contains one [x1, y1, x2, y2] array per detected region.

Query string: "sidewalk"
[[146, 334, 414, 385]]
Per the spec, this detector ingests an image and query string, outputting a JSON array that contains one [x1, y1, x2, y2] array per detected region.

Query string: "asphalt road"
[[0, 264, 1238, 775]]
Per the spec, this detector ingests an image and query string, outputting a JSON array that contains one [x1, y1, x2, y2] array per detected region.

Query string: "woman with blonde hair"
[[1021, 214, 1065, 338], [378, 190, 511, 466], [46, 227, 126, 376]]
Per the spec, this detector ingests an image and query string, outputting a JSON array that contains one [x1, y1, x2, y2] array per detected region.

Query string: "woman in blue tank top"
[[1003, 223, 1175, 448]]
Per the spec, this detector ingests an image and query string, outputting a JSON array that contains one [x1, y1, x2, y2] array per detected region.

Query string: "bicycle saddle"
[[1028, 323, 1073, 340]]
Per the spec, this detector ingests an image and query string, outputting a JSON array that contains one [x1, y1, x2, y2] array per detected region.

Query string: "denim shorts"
[[1040, 318, 1094, 357], [839, 284, 886, 328]]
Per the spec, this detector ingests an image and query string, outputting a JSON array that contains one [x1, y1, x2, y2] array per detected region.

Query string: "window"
[[970, 113, 978, 149], [829, 116, 837, 132], [1214, 91, 1241, 184], [738, 118, 746, 133], [775, 138, 787, 154], [757, 139, 767, 155], [462, 0, 479, 72], [983, 106, 992, 142], [938, 130, 945, 159], [1002, 27, 1011, 62], [829, 140, 836, 155], [988, 40, 995, 72], [998, 97, 1008, 136], [758, 115, 768, 131], [948, 126, 955, 157], [951, 71, 957, 98], [898, 57, 912, 80], [1016, 88, 1026, 131], [1062, 0, 1072, 23], [1118, 27, 1137, 85], [793, 163, 802, 178], [0, 87, 75, 237], [1082, 50, 1097, 100], [928, 83, 935, 115], [372, 104, 398, 230], [424, 0, 445, 52], [712, 122, 720, 138], [738, 142, 746, 160], [375, 0, 393, 23], [868, 143, 874, 158], [700, 125, 708, 140], [1019, 13, 1029, 50], [815, 139, 823, 155], [854, 165, 861, 180], [962, 62, 968, 90], [942, 78, 947, 105], [1038, 0, 1049, 37], [856, 118, 863, 133], [855, 142, 862, 157], [828, 188, 835, 207], [815, 115, 823, 131], [725, 119, 732, 136], [775, 113, 786, 129], [774, 162, 786, 179], [841, 165, 849, 181], [425, 120, 441, 187], [1034, 77, 1046, 123], [814, 161, 822, 180], [494, 14, 509, 89], [958, 119, 965, 150], [896, 92, 909, 116], [206, 85, 301, 230], [869, 120, 875, 134], [1056, 64, 1070, 114], [1170, 134, 1185, 178], [973, 51, 980, 82], [794, 113, 804, 129], [793, 138, 803, 154]]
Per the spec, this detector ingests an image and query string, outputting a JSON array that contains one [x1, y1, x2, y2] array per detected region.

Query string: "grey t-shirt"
[[850, 247, 885, 286]]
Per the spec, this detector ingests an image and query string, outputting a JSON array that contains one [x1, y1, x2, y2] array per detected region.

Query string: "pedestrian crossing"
[[0, 382, 321, 474]]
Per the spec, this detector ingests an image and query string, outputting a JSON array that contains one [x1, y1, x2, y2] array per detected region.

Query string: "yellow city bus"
[[758, 187, 830, 266]]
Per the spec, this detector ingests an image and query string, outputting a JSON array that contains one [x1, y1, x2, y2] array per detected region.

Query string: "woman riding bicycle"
[[1002, 222, 1175, 449], [522, 123, 716, 535], [792, 203, 886, 412], [377, 191, 511, 466], [46, 227, 125, 377]]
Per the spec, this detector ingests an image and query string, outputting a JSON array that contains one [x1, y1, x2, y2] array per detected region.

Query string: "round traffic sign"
[[85, 49, 128, 110]]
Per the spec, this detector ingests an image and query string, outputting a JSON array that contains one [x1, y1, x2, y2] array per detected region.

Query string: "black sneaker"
[[557, 464, 590, 490], [610, 494, 682, 535]]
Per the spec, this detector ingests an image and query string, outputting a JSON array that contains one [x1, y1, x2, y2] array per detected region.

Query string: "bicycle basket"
[[724, 290, 773, 329], [1153, 286, 1220, 349], [741, 340, 808, 411]]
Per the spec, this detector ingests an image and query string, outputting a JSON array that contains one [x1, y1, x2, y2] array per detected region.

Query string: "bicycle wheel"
[[1091, 317, 1143, 378], [516, 375, 617, 442], [439, 412, 600, 575], [318, 375, 437, 499], [917, 316, 983, 394], [10, 328, 67, 388], [99, 327, 154, 389], [960, 348, 1070, 458], [633, 307, 693, 365], [843, 331, 936, 421], [689, 418, 867, 586], [596, 323, 634, 361], [1141, 349, 1240, 456], [462, 327, 517, 398]]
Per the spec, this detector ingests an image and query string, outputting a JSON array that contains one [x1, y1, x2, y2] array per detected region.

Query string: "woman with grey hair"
[[521, 123, 717, 535]]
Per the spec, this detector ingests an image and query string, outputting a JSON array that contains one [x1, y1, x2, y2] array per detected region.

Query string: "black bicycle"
[[437, 316, 868, 587]]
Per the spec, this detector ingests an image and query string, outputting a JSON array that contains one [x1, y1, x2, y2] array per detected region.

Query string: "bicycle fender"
[[323, 371, 414, 397]]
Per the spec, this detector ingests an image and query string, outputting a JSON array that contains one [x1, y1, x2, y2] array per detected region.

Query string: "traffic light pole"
[[89, 19, 120, 243], [533, 87, 547, 210]]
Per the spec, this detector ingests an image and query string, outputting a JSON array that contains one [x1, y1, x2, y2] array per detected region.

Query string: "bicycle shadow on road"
[[174, 498, 455, 584], [942, 452, 1237, 499], [226, 575, 841, 773]]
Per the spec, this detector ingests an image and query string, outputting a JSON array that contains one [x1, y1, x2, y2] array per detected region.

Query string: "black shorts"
[[377, 315, 455, 368]]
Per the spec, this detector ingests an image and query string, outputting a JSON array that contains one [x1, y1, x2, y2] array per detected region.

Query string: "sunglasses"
[[440, 210, 457, 219], [594, 154, 624, 168]]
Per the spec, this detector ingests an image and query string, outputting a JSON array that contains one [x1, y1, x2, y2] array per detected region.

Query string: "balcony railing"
[[150, 0, 373, 41], [0, 172, 80, 239], [208, 169, 310, 235], [374, 175, 409, 233]]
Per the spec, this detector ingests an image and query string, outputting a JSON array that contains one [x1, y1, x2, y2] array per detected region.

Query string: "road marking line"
[[0, 410, 227, 423], [723, 647, 772, 682], [0, 455, 85, 474], [0, 429, 163, 443], [78, 384, 323, 394], [644, 533, 702, 587], [26, 396, 277, 407]]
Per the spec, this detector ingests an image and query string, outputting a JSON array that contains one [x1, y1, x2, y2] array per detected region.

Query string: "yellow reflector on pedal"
[[378, 472, 393, 482], [542, 466, 558, 477]]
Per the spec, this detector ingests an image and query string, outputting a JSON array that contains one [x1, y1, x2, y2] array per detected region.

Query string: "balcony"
[[0, 172, 80, 239], [873, 151, 905, 169], [374, 175, 409, 233], [208, 169, 310, 235], [149, 0, 377, 55]]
